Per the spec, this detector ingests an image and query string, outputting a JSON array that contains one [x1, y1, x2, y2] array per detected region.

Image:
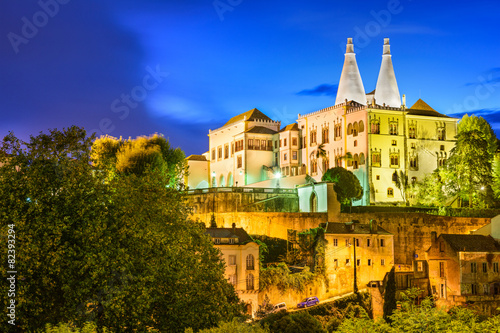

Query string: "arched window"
[[353, 122, 359, 136], [347, 123, 353, 135], [358, 120, 364, 133], [227, 172, 233, 187], [359, 153, 365, 165], [246, 254, 254, 270], [246, 274, 254, 290], [353, 154, 359, 169], [310, 192, 318, 213], [219, 175, 225, 187]]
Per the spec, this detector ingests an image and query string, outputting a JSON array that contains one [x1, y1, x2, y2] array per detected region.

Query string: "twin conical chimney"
[[335, 38, 367, 106], [374, 38, 401, 107]]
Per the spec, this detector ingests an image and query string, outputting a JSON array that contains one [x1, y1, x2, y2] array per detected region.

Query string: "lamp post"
[[210, 171, 216, 227], [275, 171, 281, 190]]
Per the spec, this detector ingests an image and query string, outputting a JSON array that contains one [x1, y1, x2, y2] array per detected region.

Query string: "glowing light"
[[275, 172, 281, 179]]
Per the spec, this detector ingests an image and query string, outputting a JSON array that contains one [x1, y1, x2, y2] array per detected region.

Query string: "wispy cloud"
[[296, 83, 338, 97], [465, 68, 500, 87]]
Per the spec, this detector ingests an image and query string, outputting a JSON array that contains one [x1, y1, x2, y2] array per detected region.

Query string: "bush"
[[260, 311, 325, 333]]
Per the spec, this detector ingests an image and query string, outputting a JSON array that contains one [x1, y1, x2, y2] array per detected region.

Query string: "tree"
[[394, 170, 409, 205], [322, 167, 363, 208], [0, 127, 243, 332], [413, 171, 448, 207], [260, 310, 326, 333], [382, 267, 397, 322], [310, 143, 328, 173]]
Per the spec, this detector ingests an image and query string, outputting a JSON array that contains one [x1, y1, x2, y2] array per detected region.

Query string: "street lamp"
[[275, 171, 281, 190]]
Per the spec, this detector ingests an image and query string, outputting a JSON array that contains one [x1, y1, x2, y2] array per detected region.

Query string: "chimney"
[[335, 38, 367, 106], [374, 38, 401, 107], [232, 223, 236, 234]]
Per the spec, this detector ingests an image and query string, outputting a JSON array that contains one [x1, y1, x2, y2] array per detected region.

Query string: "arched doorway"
[[219, 174, 225, 187], [227, 172, 233, 187], [310, 192, 318, 212], [246, 303, 253, 316]]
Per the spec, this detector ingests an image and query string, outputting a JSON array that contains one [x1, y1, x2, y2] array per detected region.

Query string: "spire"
[[335, 38, 366, 105], [374, 38, 401, 107]]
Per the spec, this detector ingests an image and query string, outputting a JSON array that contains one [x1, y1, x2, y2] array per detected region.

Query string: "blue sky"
[[1, 0, 499, 156]]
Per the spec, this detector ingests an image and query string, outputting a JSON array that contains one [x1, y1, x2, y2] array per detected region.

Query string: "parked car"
[[271, 302, 287, 313], [297, 296, 319, 308]]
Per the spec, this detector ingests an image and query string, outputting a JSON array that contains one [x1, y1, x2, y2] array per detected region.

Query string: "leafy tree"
[[492, 154, 500, 200], [413, 171, 448, 207], [321, 167, 363, 208], [0, 127, 242, 332], [188, 318, 269, 332], [382, 266, 397, 322], [394, 170, 409, 205]]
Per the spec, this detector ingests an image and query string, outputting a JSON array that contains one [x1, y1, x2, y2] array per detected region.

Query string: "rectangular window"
[[292, 137, 298, 146], [440, 284, 446, 298], [380, 239, 385, 247], [367, 259, 372, 266], [284, 138, 287, 147], [237, 155, 242, 169], [235, 140, 244, 152], [284, 153, 288, 161], [224, 144, 229, 159], [439, 262, 445, 277], [231, 143, 234, 156], [471, 284, 478, 295], [275, 140, 278, 149], [229, 255, 236, 265], [322, 128, 329, 143], [248, 139, 253, 149], [355, 238, 359, 247], [471, 262, 477, 273], [346, 259, 351, 266], [345, 239, 350, 247], [356, 259, 361, 266], [333, 239, 338, 247], [292, 151, 298, 160], [372, 152, 381, 167], [391, 140, 397, 146], [483, 262, 487, 273], [267, 140, 272, 151], [211, 148, 216, 161], [381, 259, 385, 266], [229, 275, 237, 286], [367, 239, 371, 247], [494, 262, 499, 273], [390, 154, 399, 167], [218, 147, 222, 160], [334, 259, 338, 269], [439, 241, 445, 252]]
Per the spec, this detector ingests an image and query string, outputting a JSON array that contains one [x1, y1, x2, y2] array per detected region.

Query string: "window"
[[261, 140, 267, 150], [471, 283, 478, 295], [292, 151, 298, 160], [391, 140, 397, 146], [437, 127, 446, 141], [355, 238, 359, 247], [417, 261, 423, 272], [345, 239, 350, 247], [237, 155, 242, 168], [311, 160, 318, 174], [440, 284, 446, 298], [357, 259, 361, 266], [246, 254, 254, 270], [411, 143, 416, 149], [310, 130, 317, 145], [334, 259, 338, 269], [409, 155, 418, 170], [235, 140, 244, 152], [284, 138, 287, 147], [229, 275, 237, 286], [303, 136, 307, 148], [346, 259, 351, 266], [333, 239, 338, 247], [248, 139, 253, 149], [224, 144, 229, 159], [371, 119, 380, 134], [353, 154, 359, 169], [358, 121, 364, 133], [284, 153, 288, 161], [494, 262, 499, 273], [439, 241, 445, 252], [322, 127, 329, 143], [279, 139, 282, 148], [292, 137, 298, 146], [334, 123, 343, 140], [440, 145, 445, 151], [389, 121, 398, 135], [392, 171, 398, 182], [214, 238, 220, 244], [409, 123, 416, 139], [347, 123, 353, 135], [359, 153, 365, 165], [275, 140, 278, 149], [439, 262, 445, 277], [246, 274, 254, 290], [381, 259, 385, 266], [483, 262, 487, 273], [376, 175, 380, 180], [229, 238, 234, 244], [231, 143, 234, 156], [387, 188, 394, 197], [471, 262, 477, 273], [229, 255, 236, 265], [390, 153, 399, 168], [367, 259, 372, 266], [380, 239, 385, 247], [211, 148, 216, 161], [367, 239, 371, 247], [372, 151, 381, 167], [275, 153, 278, 165], [354, 140, 357, 147], [353, 122, 358, 136], [217, 147, 222, 159]]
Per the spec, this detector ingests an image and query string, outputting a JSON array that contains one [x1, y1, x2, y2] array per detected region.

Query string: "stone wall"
[[338, 213, 490, 265], [190, 212, 327, 240]]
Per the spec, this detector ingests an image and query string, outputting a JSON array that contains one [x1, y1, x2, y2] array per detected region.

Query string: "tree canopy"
[[0, 127, 242, 332], [321, 167, 363, 206]]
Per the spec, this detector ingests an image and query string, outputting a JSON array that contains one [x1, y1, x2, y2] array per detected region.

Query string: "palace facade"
[[186, 38, 458, 205]]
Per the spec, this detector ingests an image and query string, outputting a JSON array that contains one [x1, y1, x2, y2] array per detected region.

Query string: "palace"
[[186, 38, 458, 205]]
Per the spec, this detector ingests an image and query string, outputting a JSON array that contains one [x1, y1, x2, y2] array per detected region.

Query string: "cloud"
[[296, 84, 338, 97], [465, 68, 500, 87]]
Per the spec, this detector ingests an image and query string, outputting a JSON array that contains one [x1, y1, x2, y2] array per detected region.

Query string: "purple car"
[[297, 296, 319, 308]]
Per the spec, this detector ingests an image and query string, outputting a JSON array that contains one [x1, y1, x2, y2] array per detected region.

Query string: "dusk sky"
[[2, 0, 499, 156]]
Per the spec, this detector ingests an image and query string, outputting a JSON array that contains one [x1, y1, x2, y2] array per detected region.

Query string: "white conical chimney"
[[374, 38, 401, 107], [335, 38, 366, 105]]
